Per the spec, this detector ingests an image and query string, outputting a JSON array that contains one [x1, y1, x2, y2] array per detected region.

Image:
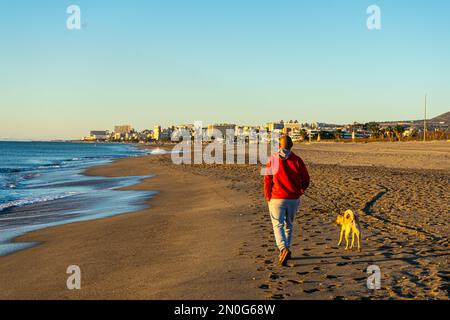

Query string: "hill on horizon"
[[377, 111, 449, 126], [430, 111, 450, 124]]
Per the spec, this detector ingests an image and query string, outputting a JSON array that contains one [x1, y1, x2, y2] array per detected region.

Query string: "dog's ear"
[[345, 210, 353, 221]]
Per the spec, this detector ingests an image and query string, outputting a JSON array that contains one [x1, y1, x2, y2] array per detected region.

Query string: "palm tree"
[[379, 128, 386, 141], [393, 125, 405, 141], [385, 126, 394, 142], [300, 129, 309, 141], [335, 129, 342, 141], [367, 122, 380, 140]]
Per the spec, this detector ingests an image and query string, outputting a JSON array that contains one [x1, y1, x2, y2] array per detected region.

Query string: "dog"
[[335, 210, 362, 252]]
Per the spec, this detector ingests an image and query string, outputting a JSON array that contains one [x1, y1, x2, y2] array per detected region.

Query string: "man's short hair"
[[280, 135, 293, 150]]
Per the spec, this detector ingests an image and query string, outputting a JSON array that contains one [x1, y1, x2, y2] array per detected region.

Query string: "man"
[[264, 135, 310, 266]]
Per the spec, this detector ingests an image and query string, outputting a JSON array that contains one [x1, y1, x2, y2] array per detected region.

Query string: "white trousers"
[[268, 198, 300, 251]]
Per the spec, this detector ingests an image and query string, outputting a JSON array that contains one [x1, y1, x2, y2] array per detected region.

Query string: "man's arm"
[[264, 158, 273, 202], [299, 158, 310, 192]]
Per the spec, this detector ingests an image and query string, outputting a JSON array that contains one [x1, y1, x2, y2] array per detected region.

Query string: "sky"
[[0, 0, 449, 140]]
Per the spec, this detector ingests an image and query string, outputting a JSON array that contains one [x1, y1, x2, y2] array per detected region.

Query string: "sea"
[[0, 141, 161, 256]]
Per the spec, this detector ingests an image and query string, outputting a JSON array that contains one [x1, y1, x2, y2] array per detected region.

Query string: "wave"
[[22, 173, 41, 180], [0, 193, 79, 212], [1, 156, 96, 172], [0, 168, 23, 174], [146, 148, 172, 155], [38, 165, 61, 169], [0, 145, 152, 213], [0, 147, 141, 177]]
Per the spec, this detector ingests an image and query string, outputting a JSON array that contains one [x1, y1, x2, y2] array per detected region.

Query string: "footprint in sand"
[[437, 271, 450, 282], [326, 284, 337, 290], [269, 273, 280, 280], [286, 263, 295, 268], [304, 288, 320, 294], [257, 267, 265, 271], [288, 279, 303, 284], [353, 276, 367, 281]]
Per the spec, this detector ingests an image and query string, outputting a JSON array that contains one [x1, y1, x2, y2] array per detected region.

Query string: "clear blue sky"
[[1, 0, 449, 140]]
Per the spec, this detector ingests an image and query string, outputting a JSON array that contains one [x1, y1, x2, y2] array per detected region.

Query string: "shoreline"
[[0, 153, 260, 299], [0, 143, 155, 257], [0, 141, 448, 299]]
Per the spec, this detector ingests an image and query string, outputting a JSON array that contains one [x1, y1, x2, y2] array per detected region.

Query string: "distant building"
[[176, 124, 194, 132], [266, 122, 284, 132], [83, 130, 110, 141], [153, 125, 161, 140], [114, 125, 132, 135], [207, 124, 236, 138], [159, 129, 171, 140], [113, 132, 123, 140], [90, 130, 110, 140], [235, 125, 259, 136], [283, 122, 301, 134]]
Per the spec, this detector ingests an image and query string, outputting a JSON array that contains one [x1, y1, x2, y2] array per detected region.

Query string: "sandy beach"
[[0, 141, 448, 300]]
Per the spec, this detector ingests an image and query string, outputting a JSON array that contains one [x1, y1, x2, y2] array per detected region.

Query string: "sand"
[[0, 141, 448, 299]]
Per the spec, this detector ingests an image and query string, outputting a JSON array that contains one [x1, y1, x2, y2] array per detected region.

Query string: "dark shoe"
[[286, 250, 292, 260], [278, 248, 289, 266]]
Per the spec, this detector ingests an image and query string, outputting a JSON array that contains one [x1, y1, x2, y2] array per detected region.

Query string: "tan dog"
[[336, 210, 362, 252]]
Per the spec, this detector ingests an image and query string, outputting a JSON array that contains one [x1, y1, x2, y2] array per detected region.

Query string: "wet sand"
[[0, 141, 448, 299]]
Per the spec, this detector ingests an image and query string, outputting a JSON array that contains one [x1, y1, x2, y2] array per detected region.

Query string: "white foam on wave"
[[0, 192, 80, 212], [38, 165, 61, 169], [148, 148, 171, 155]]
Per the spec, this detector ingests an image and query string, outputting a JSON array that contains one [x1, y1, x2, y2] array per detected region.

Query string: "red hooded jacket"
[[264, 151, 310, 201]]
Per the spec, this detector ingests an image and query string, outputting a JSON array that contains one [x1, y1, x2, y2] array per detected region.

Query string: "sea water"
[[0, 141, 156, 256]]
